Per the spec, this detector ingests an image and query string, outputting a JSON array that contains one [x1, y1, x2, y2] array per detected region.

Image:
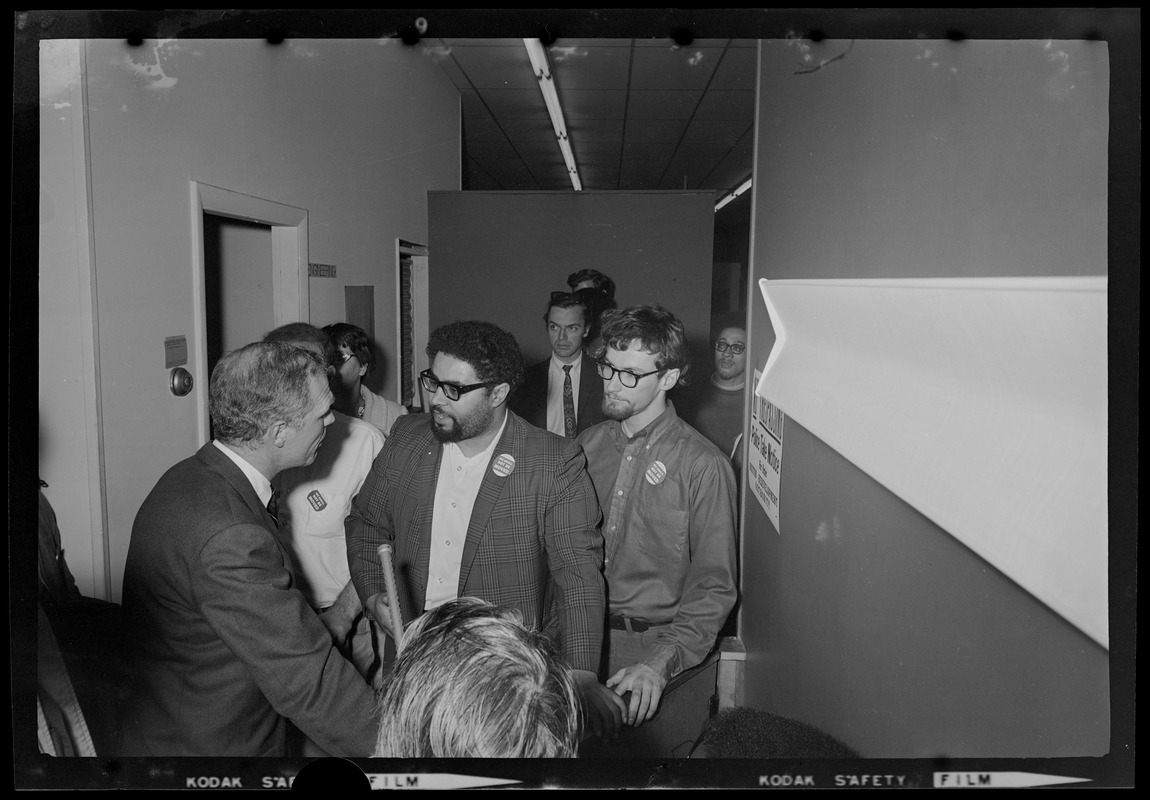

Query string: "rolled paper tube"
[[375, 543, 406, 654]]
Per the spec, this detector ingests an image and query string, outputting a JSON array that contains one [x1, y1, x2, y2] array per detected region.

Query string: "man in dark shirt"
[[577, 305, 738, 731], [692, 317, 748, 473]]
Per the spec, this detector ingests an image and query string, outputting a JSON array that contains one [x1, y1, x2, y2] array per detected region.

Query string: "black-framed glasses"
[[714, 340, 746, 355], [334, 351, 356, 365], [420, 369, 495, 401], [595, 357, 661, 389]]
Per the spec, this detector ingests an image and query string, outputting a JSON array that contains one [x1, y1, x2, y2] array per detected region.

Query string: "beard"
[[430, 402, 494, 443], [601, 395, 634, 422]]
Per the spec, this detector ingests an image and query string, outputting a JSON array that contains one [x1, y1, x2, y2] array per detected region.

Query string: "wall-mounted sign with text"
[[747, 368, 783, 534], [308, 262, 337, 278]]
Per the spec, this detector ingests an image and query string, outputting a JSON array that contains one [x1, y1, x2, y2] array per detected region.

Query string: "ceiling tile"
[[465, 122, 512, 145], [619, 139, 680, 161], [449, 45, 537, 90], [511, 139, 568, 160], [567, 118, 625, 143], [549, 45, 631, 90], [693, 90, 755, 121], [557, 89, 628, 120], [501, 118, 563, 144], [625, 90, 703, 120], [466, 139, 524, 163], [570, 141, 621, 164], [459, 89, 494, 120], [622, 118, 688, 143], [478, 88, 550, 120], [681, 119, 750, 148], [659, 152, 725, 189], [630, 46, 724, 91], [464, 160, 503, 190]]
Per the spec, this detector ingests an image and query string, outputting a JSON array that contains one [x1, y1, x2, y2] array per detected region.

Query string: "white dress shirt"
[[424, 414, 508, 609]]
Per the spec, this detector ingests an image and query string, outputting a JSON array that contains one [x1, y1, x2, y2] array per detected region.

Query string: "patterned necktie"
[[563, 364, 576, 439], [266, 490, 280, 527]]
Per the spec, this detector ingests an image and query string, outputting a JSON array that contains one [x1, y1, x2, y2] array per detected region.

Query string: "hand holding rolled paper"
[[375, 543, 406, 653]]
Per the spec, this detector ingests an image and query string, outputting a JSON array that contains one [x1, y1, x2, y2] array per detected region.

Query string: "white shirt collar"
[[550, 352, 583, 373], [213, 440, 274, 507]]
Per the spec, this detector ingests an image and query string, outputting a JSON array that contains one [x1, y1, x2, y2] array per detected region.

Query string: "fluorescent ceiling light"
[[715, 177, 753, 211], [524, 38, 582, 191]]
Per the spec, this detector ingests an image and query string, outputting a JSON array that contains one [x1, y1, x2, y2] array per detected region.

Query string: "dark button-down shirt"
[[577, 401, 738, 680]]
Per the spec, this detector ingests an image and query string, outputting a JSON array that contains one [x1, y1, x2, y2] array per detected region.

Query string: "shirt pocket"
[[634, 506, 689, 564]]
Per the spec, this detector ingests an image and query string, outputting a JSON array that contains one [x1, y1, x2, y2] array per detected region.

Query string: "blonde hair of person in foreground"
[[373, 597, 581, 757]]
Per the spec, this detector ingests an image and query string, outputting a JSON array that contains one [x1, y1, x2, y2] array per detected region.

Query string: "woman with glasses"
[[324, 322, 408, 436]]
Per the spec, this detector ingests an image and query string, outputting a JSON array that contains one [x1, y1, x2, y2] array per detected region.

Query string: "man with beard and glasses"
[[346, 320, 625, 742], [576, 305, 737, 751]]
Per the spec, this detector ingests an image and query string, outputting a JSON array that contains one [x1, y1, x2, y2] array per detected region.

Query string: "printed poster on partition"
[[747, 368, 783, 533]]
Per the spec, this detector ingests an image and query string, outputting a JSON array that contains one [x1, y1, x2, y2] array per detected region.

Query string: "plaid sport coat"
[[346, 410, 606, 672]]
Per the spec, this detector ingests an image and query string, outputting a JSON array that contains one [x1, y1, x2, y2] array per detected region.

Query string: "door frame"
[[190, 182, 309, 443]]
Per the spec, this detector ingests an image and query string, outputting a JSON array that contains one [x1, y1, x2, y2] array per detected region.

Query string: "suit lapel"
[[578, 350, 603, 432], [198, 443, 292, 563], [578, 351, 594, 424], [457, 414, 518, 591]]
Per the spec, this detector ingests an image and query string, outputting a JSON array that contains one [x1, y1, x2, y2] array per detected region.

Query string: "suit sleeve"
[[543, 445, 607, 673], [345, 438, 396, 606], [194, 522, 379, 756]]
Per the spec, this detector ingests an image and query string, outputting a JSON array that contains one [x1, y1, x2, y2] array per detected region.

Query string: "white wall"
[[39, 38, 460, 599]]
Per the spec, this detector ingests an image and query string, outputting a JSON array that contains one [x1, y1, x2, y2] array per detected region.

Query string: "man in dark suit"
[[346, 320, 624, 739], [508, 291, 605, 438], [120, 341, 379, 757]]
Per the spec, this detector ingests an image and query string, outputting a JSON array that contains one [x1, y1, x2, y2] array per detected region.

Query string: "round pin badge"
[[645, 460, 667, 485], [492, 453, 516, 477]]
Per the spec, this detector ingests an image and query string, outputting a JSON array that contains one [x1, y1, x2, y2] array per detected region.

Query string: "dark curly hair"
[[427, 321, 525, 392]]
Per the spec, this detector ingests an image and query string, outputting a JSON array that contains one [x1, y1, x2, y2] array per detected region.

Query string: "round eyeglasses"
[[714, 340, 746, 355], [595, 358, 661, 389], [420, 369, 496, 401]]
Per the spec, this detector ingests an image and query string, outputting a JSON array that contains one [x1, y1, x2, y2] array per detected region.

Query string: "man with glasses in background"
[[693, 314, 749, 473], [346, 320, 625, 741], [508, 291, 605, 438], [577, 305, 738, 752]]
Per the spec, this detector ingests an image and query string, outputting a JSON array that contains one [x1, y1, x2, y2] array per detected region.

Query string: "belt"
[[607, 613, 661, 633]]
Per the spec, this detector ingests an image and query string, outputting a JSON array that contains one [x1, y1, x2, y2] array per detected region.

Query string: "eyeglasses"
[[595, 358, 661, 389], [419, 369, 496, 401], [714, 340, 746, 355], [334, 351, 356, 365]]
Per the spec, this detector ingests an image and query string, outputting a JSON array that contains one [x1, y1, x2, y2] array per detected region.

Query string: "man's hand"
[[607, 662, 667, 726], [364, 592, 398, 640], [319, 581, 363, 654], [571, 669, 625, 741]]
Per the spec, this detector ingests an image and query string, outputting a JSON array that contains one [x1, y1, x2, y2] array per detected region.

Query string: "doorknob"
[[170, 367, 194, 397]]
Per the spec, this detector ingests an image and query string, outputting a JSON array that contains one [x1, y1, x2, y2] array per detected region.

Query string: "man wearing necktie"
[[120, 341, 379, 757], [508, 291, 605, 438]]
